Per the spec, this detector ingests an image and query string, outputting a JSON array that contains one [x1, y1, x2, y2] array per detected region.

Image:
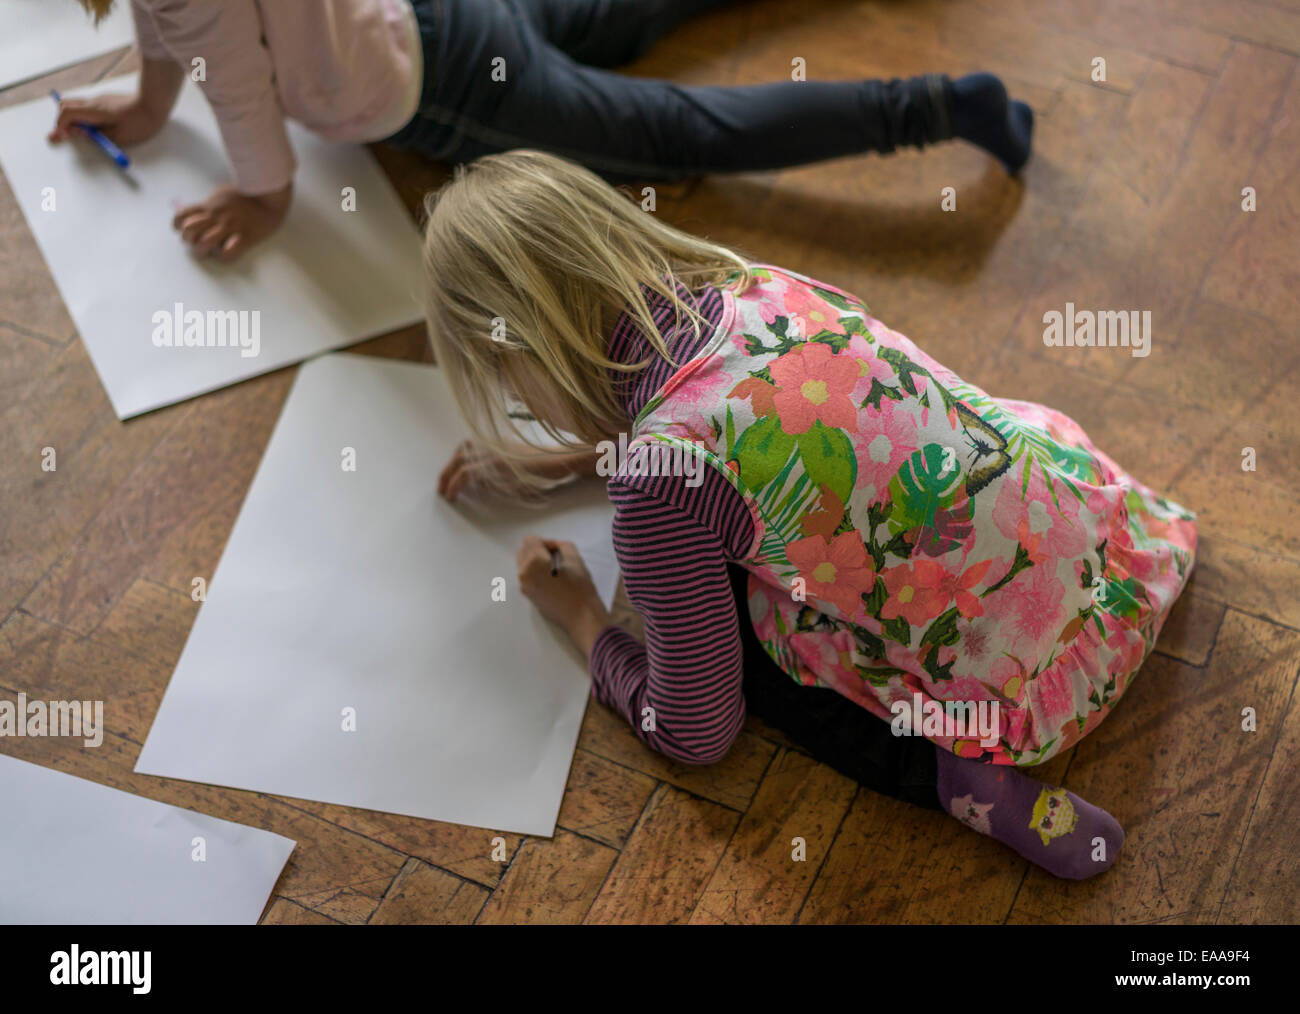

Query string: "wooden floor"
[[2, 0, 1298, 925]]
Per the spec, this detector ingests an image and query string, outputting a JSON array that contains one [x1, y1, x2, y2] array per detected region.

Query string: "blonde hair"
[[421, 150, 751, 475], [78, 0, 115, 24]]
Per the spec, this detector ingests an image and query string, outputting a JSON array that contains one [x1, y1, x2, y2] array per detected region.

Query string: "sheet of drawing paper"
[[135, 354, 619, 836], [0, 753, 295, 924], [0, 0, 134, 89], [0, 76, 423, 418]]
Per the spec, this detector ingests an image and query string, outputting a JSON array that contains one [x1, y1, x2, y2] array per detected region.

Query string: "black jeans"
[[729, 564, 942, 810], [383, 0, 954, 183]]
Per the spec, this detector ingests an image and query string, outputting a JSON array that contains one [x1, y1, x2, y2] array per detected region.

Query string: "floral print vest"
[[629, 265, 1197, 765]]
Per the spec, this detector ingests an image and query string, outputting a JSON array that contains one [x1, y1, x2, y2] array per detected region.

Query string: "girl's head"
[[78, 0, 115, 24], [421, 150, 750, 457]]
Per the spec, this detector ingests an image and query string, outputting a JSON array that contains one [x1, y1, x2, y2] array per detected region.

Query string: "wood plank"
[[584, 784, 740, 923], [477, 831, 618, 924], [0, 340, 177, 621], [556, 748, 659, 850], [1162, 362, 1300, 561], [369, 858, 490, 925], [1003, 44, 1294, 395], [968, 0, 1231, 74], [261, 899, 344, 925], [1155, 582, 1226, 667], [689, 749, 856, 923], [1219, 639, 1300, 922], [1007, 611, 1300, 922], [21, 367, 294, 634], [1189, 535, 1300, 631], [801, 751, 1075, 923]]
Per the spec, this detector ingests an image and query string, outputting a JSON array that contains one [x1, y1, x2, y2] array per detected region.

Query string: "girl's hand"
[[438, 440, 597, 502], [48, 92, 168, 148], [517, 536, 611, 657], [173, 183, 292, 262]]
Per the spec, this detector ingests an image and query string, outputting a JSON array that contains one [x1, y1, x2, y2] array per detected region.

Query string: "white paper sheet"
[[0, 76, 424, 418], [0, 753, 294, 924], [0, 0, 134, 90], [135, 354, 619, 837]]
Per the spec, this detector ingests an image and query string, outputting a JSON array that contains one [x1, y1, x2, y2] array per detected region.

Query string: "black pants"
[[384, 0, 954, 182], [729, 564, 942, 810]]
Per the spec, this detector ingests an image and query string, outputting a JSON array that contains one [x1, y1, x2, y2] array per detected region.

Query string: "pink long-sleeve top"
[[130, 0, 422, 194]]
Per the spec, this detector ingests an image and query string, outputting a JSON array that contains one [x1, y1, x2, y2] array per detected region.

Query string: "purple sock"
[[934, 747, 1124, 879]]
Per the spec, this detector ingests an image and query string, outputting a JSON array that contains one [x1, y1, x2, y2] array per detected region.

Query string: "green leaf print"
[[1048, 440, 1098, 484], [730, 413, 797, 491], [875, 347, 960, 413], [1079, 556, 1096, 590], [862, 377, 905, 411], [859, 665, 909, 688], [867, 500, 894, 529], [849, 620, 888, 659], [876, 346, 929, 397], [1096, 576, 1148, 620], [882, 615, 911, 645], [881, 529, 914, 560], [922, 647, 955, 682], [861, 577, 888, 618], [982, 542, 1036, 597], [744, 316, 856, 358], [795, 421, 857, 507], [808, 330, 853, 353], [811, 285, 868, 315], [920, 607, 962, 650], [887, 443, 965, 536], [838, 315, 874, 341]]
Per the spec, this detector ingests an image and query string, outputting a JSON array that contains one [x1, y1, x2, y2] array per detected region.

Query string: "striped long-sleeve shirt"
[[589, 283, 759, 765]]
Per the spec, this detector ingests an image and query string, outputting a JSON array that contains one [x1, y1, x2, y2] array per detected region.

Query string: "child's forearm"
[[137, 57, 184, 122], [501, 444, 601, 480]]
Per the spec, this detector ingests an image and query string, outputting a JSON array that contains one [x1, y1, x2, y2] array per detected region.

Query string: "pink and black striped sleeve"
[[589, 465, 757, 765]]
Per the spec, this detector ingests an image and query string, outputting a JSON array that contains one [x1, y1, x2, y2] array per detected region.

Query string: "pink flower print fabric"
[[630, 265, 1197, 765]]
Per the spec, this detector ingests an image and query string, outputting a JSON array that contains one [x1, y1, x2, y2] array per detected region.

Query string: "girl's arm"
[[588, 468, 756, 765], [438, 441, 600, 501], [516, 477, 749, 767], [48, 56, 182, 147], [137, 54, 184, 125], [133, 0, 295, 259]]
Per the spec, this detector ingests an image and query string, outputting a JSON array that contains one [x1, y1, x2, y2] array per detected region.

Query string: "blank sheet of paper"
[[135, 354, 618, 837], [0, 0, 134, 89], [0, 753, 294, 924], [0, 77, 424, 418]]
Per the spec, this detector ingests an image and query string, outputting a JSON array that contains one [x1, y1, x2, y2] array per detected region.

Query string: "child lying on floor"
[[55, 0, 1032, 260], [428, 151, 1196, 880]]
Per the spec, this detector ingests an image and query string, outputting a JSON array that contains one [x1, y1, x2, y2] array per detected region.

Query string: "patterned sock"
[[934, 747, 1124, 879], [947, 72, 1034, 173]]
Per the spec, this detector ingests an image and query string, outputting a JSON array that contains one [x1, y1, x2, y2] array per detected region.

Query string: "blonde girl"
[[428, 151, 1196, 880]]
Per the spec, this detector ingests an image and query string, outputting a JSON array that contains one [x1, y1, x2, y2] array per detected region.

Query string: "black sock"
[[946, 72, 1034, 173]]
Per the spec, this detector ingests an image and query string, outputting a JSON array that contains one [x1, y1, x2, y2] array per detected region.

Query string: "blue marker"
[[50, 89, 131, 170]]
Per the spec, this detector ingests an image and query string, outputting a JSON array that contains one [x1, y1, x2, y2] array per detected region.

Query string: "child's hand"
[[438, 440, 597, 501], [516, 537, 611, 657], [48, 93, 168, 148], [173, 183, 292, 262]]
